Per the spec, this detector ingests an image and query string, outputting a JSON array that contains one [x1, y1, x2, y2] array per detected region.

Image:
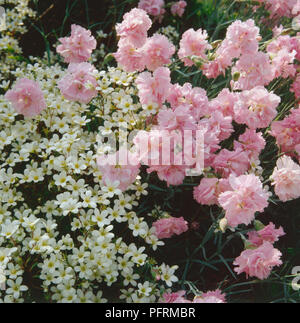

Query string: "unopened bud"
[[219, 218, 228, 233], [254, 220, 265, 231], [232, 72, 240, 82], [191, 55, 204, 68], [210, 39, 222, 49], [104, 53, 114, 66], [282, 28, 294, 35]]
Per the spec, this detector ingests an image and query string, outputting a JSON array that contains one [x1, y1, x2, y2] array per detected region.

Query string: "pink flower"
[[114, 39, 145, 72], [233, 241, 282, 280], [161, 290, 188, 303], [141, 34, 175, 71], [96, 148, 140, 192], [171, 1, 187, 17], [178, 28, 211, 67], [231, 52, 275, 90], [203, 19, 260, 77], [209, 88, 238, 118], [5, 78, 46, 117], [202, 111, 234, 141], [270, 107, 300, 155], [157, 106, 197, 131], [291, 33, 300, 61], [213, 148, 250, 178], [148, 164, 187, 186], [116, 8, 152, 48], [57, 24, 96, 63], [133, 128, 196, 186], [58, 63, 98, 104], [248, 222, 285, 247], [291, 74, 300, 99], [193, 177, 231, 206], [256, 0, 298, 19], [167, 83, 209, 120], [193, 178, 219, 205], [138, 0, 165, 19], [270, 155, 300, 202], [234, 86, 281, 129], [193, 296, 224, 303], [267, 36, 296, 79], [136, 67, 171, 106], [218, 174, 269, 228], [203, 45, 233, 78], [193, 289, 226, 303], [234, 129, 266, 160], [201, 289, 226, 302], [224, 19, 260, 57], [153, 216, 188, 239]]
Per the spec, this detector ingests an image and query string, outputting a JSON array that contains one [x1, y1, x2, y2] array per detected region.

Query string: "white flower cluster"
[[0, 50, 179, 302], [0, 0, 36, 82]]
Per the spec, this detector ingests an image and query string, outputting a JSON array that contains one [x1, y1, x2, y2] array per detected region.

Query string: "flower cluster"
[[112, 6, 300, 287], [0, 25, 179, 302]]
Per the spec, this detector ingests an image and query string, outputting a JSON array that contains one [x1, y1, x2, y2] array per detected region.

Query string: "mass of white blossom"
[[0, 1, 179, 303]]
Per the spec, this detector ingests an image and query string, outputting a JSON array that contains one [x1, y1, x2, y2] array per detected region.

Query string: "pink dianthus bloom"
[[218, 174, 269, 228], [141, 34, 175, 71], [58, 62, 98, 104], [114, 39, 145, 72], [209, 88, 238, 118], [203, 20, 260, 78], [5, 78, 46, 117], [224, 19, 260, 57], [148, 164, 188, 186], [136, 67, 171, 106], [171, 1, 187, 17], [291, 74, 300, 99], [116, 8, 152, 48], [270, 155, 300, 202], [193, 177, 229, 206], [57, 24, 96, 63], [267, 36, 296, 79], [157, 105, 197, 131], [248, 222, 285, 247], [203, 111, 234, 141], [161, 291, 189, 303], [234, 129, 266, 160], [138, 0, 165, 19], [234, 241, 282, 280], [203, 44, 233, 78], [193, 178, 231, 205], [178, 28, 211, 67], [234, 86, 281, 129], [231, 52, 275, 90], [257, 0, 297, 19], [152, 216, 188, 239], [167, 83, 209, 120], [193, 178, 219, 205], [193, 289, 226, 303], [213, 148, 250, 178], [270, 107, 300, 155], [96, 148, 140, 192]]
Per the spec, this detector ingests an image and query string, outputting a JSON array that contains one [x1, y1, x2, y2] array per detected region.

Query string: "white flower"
[[6, 277, 28, 299], [102, 180, 122, 198], [81, 190, 97, 208], [160, 264, 179, 287], [53, 171, 72, 187]]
